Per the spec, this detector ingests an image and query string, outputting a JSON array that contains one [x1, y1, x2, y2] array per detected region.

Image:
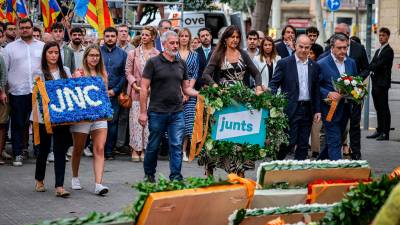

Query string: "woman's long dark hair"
[[212, 25, 242, 65], [41, 41, 68, 80], [259, 36, 277, 62]]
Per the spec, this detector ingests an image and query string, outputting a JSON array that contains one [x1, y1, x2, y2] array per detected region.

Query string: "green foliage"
[[30, 211, 132, 225], [321, 175, 400, 225], [220, 0, 256, 13], [183, 0, 218, 10], [200, 82, 288, 161], [128, 176, 230, 223]]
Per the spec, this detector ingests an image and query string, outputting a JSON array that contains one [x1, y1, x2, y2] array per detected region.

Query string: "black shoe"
[[105, 155, 115, 160], [144, 175, 156, 183], [311, 152, 319, 158], [351, 153, 362, 160], [366, 131, 381, 139], [376, 133, 389, 141]]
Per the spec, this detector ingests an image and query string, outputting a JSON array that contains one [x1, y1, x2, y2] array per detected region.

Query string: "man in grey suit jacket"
[[51, 22, 76, 73]]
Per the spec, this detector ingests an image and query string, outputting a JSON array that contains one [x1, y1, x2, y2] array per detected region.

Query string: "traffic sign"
[[327, 0, 341, 11]]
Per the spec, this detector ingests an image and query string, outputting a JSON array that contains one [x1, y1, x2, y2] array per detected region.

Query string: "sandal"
[[35, 182, 46, 192], [56, 189, 70, 198], [131, 151, 140, 162]]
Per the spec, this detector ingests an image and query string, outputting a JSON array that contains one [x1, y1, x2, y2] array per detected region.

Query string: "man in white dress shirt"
[[5, 18, 45, 166]]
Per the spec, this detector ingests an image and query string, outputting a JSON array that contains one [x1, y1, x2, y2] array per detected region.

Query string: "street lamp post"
[[363, 0, 374, 130]]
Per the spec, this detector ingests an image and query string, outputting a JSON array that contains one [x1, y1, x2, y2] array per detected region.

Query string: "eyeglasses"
[[88, 54, 100, 58]]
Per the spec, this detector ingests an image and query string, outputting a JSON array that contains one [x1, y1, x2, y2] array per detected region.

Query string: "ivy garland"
[[199, 82, 288, 162]]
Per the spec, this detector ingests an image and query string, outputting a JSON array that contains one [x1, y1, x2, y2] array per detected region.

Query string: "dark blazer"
[[155, 36, 163, 52], [369, 44, 394, 88], [275, 41, 291, 58], [63, 45, 76, 73], [195, 45, 214, 90], [318, 54, 358, 122], [269, 55, 321, 120], [317, 40, 368, 78]]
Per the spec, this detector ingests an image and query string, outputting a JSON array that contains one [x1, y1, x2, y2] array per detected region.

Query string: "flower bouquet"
[[325, 74, 368, 122], [333, 74, 368, 104]]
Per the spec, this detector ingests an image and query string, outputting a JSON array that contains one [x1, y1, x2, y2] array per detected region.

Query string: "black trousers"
[[372, 86, 391, 135], [9, 94, 32, 157], [341, 100, 362, 157], [35, 124, 70, 188], [277, 103, 313, 160]]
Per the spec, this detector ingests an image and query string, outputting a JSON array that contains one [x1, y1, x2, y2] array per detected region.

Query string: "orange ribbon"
[[306, 181, 329, 204], [326, 98, 338, 122], [32, 77, 52, 145], [227, 173, 256, 208], [389, 166, 400, 180], [189, 95, 211, 162]]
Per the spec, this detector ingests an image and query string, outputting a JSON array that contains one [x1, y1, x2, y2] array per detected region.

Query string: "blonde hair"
[[178, 28, 192, 51], [82, 44, 107, 85]]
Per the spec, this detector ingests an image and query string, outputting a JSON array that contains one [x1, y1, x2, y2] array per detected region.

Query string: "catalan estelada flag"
[[16, 0, 28, 18], [6, 0, 16, 24], [40, 0, 60, 32], [75, 0, 114, 38]]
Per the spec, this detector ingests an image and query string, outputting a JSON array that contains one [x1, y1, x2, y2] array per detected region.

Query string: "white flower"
[[351, 80, 358, 86], [337, 78, 341, 82], [50, 89, 66, 112], [83, 85, 103, 106], [344, 79, 351, 85]]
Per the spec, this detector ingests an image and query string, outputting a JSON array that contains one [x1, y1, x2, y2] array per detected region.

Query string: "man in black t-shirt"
[[139, 31, 199, 182]]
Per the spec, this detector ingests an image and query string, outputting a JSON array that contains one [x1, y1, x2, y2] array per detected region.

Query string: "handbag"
[[118, 84, 133, 108]]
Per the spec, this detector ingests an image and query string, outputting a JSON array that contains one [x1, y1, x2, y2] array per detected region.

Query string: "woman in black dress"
[[200, 25, 263, 177]]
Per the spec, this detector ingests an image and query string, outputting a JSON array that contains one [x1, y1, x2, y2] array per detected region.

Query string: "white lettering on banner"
[[215, 110, 262, 140], [49, 85, 103, 112]]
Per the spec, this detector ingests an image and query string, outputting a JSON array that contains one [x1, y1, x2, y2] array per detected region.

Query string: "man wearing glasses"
[[155, 19, 172, 52], [4, 18, 45, 166]]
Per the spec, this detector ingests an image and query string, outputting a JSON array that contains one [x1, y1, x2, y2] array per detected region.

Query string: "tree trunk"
[[312, 0, 326, 45], [252, 0, 273, 33]]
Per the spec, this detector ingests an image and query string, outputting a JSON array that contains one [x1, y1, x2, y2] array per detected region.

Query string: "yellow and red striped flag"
[[40, 0, 61, 32], [75, 0, 114, 38]]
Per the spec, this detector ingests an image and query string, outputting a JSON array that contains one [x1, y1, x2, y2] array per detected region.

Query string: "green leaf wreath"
[[199, 82, 288, 163]]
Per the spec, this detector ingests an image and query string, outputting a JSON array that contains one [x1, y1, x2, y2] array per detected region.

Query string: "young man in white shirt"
[[5, 18, 45, 166]]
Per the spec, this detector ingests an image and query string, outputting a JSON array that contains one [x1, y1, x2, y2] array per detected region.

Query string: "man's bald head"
[[335, 23, 351, 36], [295, 34, 312, 61]]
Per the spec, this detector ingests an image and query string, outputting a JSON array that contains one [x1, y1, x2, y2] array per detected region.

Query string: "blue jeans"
[[105, 97, 120, 157], [144, 111, 184, 180]]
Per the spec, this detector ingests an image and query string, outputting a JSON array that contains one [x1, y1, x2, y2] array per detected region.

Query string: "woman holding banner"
[[33, 41, 72, 197], [70, 45, 109, 195], [125, 26, 159, 162], [200, 25, 263, 177]]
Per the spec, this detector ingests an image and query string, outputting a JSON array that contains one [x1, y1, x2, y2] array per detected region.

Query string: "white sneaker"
[[12, 155, 23, 167], [83, 147, 93, 157], [67, 146, 73, 157], [47, 152, 54, 162], [183, 152, 189, 162], [2, 151, 12, 159], [71, 177, 82, 190], [94, 183, 109, 195]]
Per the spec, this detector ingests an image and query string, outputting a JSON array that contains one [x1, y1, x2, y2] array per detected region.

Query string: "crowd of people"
[[0, 17, 394, 197]]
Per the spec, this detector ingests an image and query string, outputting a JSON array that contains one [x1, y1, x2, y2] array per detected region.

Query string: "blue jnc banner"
[[210, 104, 269, 147], [42, 76, 113, 125]]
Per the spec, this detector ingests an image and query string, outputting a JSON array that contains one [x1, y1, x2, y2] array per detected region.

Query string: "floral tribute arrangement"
[[190, 82, 288, 174], [326, 74, 368, 121], [333, 74, 368, 104], [228, 203, 337, 225], [32, 174, 255, 225], [32, 76, 113, 145], [257, 160, 370, 185], [320, 175, 400, 225]]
